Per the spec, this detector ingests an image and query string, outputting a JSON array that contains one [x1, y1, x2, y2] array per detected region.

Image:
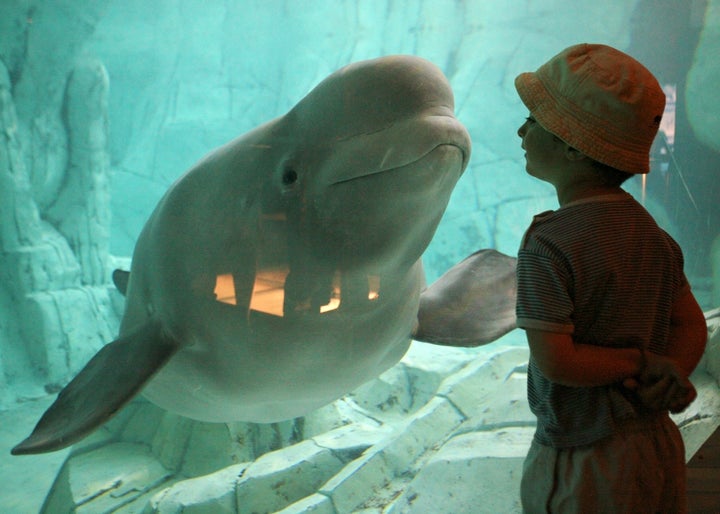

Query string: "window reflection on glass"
[[250, 268, 289, 316], [213, 273, 237, 306], [367, 275, 380, 301], [660, 83, 676, 148], [213, 270, 380, 317], [211, 188, 382, 317]]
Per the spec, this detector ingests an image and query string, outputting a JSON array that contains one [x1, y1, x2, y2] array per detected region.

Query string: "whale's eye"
[[282, 168, 298, 186]]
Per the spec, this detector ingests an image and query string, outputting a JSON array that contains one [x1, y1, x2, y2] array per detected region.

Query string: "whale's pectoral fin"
[[414, 249, 518, 347], [11, 320, 177, 455], [112, 269, 130, 296]]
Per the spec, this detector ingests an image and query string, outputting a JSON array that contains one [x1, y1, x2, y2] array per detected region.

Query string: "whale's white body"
[[126, 55, 470, 421]]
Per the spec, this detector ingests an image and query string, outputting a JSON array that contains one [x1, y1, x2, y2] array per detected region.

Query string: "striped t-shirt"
[[516, 191, 689, 448]]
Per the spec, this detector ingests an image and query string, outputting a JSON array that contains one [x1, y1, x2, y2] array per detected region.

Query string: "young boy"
[[514, 43, 707, 513]]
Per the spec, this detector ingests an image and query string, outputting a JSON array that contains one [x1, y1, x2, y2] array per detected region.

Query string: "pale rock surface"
[[0, 0, 119, 410], [713, 237, 720, 306], [276, 495, 335, 514], [46, 58, 111, 287], [703, 309, 720, 388], [42, 443, 173, 514], [145, 464, 246, 514], [234, 441, 345, 513], [387, 428, 534, 514]]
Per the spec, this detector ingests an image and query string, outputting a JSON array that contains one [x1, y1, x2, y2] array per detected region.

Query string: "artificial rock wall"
[[0, 1, 118, 406]]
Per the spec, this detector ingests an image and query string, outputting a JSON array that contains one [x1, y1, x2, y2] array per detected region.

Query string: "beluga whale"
[[12, 55, 518, 455]]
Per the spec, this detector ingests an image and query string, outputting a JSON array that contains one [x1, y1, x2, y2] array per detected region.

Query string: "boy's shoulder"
[[544, 193, 649, 228], [523, 193, 668, 253]]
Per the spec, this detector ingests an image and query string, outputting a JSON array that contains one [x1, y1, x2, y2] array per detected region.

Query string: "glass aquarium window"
[[1, 1, 718, 513]]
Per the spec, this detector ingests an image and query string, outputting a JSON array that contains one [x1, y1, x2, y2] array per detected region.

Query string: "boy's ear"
[[564, 145, 587, 161]]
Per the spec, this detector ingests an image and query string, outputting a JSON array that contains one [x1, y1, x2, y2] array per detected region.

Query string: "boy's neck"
[[550, 162, 624, 207], [555, 181, 623, 207]]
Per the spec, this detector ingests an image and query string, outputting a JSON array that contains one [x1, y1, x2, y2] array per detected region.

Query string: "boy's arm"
[[525, 290, 707, 390], [525, 329, 644, 387], [665, 290, 707, 375], [624, 290, 707, 412]]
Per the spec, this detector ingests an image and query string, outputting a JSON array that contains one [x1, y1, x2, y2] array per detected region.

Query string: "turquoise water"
[[1, 1, 718, 512]]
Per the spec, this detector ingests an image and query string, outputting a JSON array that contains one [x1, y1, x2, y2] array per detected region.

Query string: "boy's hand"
[[623, 353, 697, 413]]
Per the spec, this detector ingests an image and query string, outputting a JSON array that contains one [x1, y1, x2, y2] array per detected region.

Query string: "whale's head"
[[264, 55, 471, 273]]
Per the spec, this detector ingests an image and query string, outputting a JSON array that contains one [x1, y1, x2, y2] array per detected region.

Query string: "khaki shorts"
[[521, 414, 686, 514]]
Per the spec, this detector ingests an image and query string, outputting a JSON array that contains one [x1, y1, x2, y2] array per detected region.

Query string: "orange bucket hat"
[[515, 43, 666, 174]]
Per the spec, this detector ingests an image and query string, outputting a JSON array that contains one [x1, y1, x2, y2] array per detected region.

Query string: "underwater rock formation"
[[0, 57, 116, 404], [714, 236, 720, 305], [47, 58, 111, 287], [0, 0, 117, 408]]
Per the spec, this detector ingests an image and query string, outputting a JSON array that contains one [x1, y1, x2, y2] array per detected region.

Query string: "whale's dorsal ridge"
[[11, 320, 178, 455]]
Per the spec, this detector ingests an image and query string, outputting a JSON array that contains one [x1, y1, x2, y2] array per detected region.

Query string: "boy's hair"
[[590, 160, 634, 186], [514, 43, 665, 175]]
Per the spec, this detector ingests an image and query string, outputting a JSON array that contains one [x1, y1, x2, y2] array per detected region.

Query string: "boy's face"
[[517, 114, 568, 183]]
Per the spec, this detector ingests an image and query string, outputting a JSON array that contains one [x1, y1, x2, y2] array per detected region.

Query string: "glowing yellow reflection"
[[320, 298, 341, 313], [214, 271, 379, 317], [249, 268, 288, 317], [319, 272, 341, 313], [368, 275, 380, 301], [641, 174, 647, 206], [214, 273, 237, 305]]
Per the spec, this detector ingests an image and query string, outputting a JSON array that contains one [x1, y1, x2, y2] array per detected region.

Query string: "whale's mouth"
[[330, 142, 468, 186], [324, 112, 470, 186]]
